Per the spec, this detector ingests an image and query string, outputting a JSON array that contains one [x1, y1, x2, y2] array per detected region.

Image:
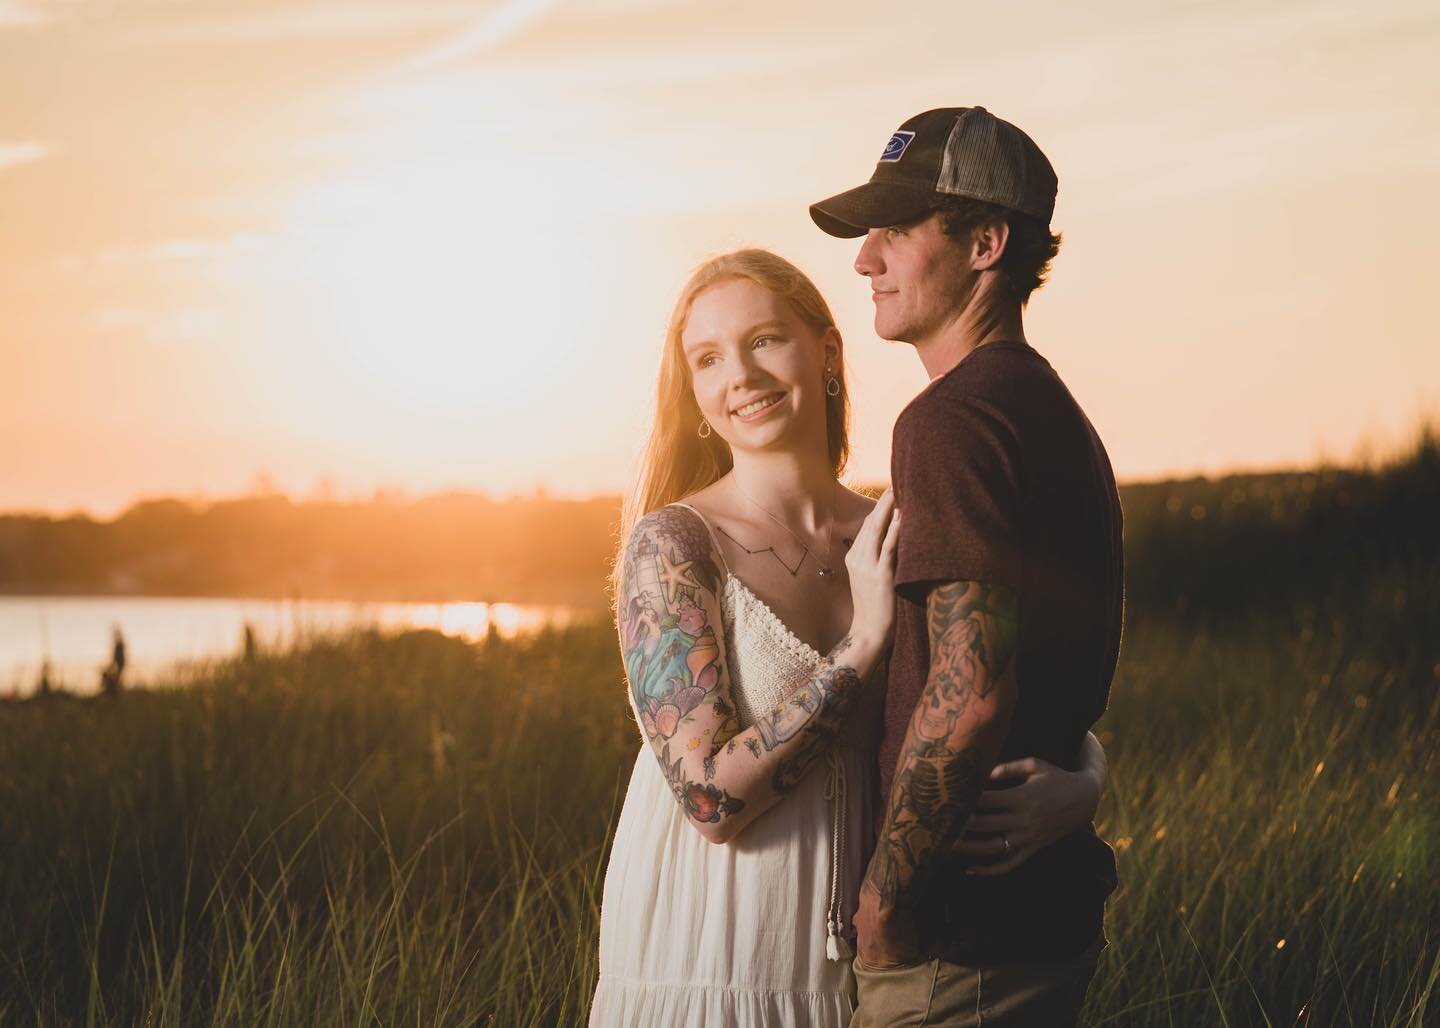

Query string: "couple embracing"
[[590, 107, 1123, 1027]]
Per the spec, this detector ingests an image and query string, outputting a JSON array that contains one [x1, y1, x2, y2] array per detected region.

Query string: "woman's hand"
[[951, 747, 1105, 876], [844, 489, 900, 647]]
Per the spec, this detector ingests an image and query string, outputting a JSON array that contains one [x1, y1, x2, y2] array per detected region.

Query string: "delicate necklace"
[[726, 476, 838, 579]]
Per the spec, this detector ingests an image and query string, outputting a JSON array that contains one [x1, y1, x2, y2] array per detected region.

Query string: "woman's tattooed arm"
[[617, 508, 882, 844]]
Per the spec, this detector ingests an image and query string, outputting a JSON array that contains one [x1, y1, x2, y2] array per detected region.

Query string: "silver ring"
[[1001, 834, 1011, 856]]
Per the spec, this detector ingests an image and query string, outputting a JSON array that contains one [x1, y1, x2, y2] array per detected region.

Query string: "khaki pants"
[[849, 934, 1105, 1028]]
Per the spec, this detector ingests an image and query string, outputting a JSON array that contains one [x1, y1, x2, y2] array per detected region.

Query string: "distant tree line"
[[1, 431, 1433, 618], [1121, 430, 1437, 630], [0, 493, 621, 607]]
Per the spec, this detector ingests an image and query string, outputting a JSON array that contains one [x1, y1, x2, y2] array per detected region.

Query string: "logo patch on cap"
[[879, 130, 916, 163]]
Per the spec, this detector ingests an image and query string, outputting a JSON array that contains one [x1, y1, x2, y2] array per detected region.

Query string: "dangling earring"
[[698, 419, 712, 439], [825, 366, 841, 397]]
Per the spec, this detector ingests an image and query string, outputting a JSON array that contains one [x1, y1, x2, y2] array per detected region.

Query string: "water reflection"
[[0, 596, 576, 697]]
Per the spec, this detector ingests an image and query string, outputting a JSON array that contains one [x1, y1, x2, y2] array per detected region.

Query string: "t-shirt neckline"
[[916, 339, 1039, 402]]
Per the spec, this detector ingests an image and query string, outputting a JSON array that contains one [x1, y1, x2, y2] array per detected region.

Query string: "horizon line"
[[7, 428, 1434, 524]]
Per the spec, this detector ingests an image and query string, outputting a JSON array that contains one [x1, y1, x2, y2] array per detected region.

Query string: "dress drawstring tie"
[[824, 749, 853, 961]]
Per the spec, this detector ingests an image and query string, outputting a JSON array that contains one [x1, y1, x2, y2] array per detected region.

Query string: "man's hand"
[[953, 753, 1103, 875], [853, 882, 923, 967]]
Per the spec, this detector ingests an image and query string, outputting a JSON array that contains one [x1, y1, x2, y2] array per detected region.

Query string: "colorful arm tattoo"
[[754, 639, 861, 795], [617, 508, 867, 836], [864, 580, 1018, 913]]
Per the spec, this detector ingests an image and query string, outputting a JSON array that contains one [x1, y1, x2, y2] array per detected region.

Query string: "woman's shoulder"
[[840, 484, 880, 518], [630, 502, 720, 562], [842, 483, 880, 506], [623, 504, 730, 612], [677, 477, 733, 513], [656, 480, 740, 542]]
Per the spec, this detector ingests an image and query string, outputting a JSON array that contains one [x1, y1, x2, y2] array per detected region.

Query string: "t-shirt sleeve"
[[892, 392, 1022, 600]]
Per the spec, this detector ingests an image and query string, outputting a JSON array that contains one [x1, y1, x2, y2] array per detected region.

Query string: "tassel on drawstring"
[[824, 751, 850, 962]]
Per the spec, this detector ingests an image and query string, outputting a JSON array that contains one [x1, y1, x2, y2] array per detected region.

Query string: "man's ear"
[[971, 219, 1011, 271]]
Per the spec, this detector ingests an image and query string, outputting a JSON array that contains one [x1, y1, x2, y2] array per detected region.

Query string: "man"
[[811, 107, 1124, 1025]]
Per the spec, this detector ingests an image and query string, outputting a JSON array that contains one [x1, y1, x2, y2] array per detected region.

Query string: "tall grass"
[[1089, 589, 1438, 1025], [1, 627, 630, 1025], [3, 437, 1437, 1025]]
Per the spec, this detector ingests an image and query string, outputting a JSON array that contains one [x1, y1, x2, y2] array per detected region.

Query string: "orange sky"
[[2, 0, 1437, 516]]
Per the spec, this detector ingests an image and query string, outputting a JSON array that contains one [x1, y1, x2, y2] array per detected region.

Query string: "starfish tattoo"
[[658, 550, 701, 606]]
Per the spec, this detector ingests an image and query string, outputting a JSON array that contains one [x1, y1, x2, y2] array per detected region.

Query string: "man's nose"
[[854, 229, 884, 277]]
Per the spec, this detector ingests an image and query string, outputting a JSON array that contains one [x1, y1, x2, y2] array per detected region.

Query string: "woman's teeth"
[[736, 394, 782, 417]]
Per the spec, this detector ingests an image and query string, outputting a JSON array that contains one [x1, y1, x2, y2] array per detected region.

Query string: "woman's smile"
[[732, 392, 787, 422]]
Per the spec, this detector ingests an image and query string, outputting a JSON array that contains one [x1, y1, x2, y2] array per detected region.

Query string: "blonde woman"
[[589, 250, 1106, 1026]]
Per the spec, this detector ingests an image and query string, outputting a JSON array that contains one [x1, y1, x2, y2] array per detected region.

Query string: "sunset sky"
[[3, 0, 1437, 516]]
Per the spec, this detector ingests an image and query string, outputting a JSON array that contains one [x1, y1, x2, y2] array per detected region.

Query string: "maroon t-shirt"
[[881, 340, 1123, 964]]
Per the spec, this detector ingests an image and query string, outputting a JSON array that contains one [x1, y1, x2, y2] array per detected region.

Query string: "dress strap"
[[668, 502, 732, 579]]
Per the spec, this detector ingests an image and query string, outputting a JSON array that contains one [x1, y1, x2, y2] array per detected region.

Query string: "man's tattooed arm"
[[863, 580, 1018, 913], [617, 509, 886, 844]]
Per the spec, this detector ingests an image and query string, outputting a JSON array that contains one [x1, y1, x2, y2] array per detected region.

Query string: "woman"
[[589, 250, 1106, 1025]]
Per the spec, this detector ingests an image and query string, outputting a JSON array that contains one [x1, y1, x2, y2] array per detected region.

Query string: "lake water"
[[0, 596, 579, 697]]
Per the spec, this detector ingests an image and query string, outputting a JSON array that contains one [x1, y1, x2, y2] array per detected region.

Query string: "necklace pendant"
[[818, 567, 832, 578]]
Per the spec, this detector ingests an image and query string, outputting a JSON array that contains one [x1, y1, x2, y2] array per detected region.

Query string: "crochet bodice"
[[719, 573, 827, 728]]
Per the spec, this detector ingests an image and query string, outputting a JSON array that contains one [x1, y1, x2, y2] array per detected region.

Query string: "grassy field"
[[3, 439, 1437, 1025]]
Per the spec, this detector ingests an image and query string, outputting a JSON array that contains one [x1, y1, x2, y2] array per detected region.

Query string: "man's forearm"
[[863, 580, 1017, 914]]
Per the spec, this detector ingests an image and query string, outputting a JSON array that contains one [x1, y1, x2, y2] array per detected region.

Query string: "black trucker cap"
[[810, 107, 1058, 238]]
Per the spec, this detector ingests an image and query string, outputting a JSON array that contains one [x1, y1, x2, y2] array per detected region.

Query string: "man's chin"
[[873, 319, 914, 345]]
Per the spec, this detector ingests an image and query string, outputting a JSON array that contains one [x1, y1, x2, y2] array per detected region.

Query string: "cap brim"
[[809, 181, 939, 238]]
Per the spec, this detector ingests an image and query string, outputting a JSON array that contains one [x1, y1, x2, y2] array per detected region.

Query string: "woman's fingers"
[[869, 489, 895, 540], [857, 491, 896, 561], [852, 489, 891, 552], [879, 507, 900, 564]]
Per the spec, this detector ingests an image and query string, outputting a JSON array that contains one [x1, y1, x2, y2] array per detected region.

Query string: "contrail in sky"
[[0, 141, 52, 170], [0, 1, 46, 28], [388, 0, 566, 75]]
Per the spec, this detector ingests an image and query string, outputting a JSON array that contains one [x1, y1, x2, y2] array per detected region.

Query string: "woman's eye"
[[697, 354, 718, 369]]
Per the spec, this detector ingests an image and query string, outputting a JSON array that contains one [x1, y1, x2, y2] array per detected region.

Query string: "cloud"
[[95, 305, 222, 343], [0, 141, 53, 169], [93, 232, 273, 266], [108, 3, 481, 46], [0, 1, 46, 28], [388, 0, 565, 75], [95, 1, 565, 48]]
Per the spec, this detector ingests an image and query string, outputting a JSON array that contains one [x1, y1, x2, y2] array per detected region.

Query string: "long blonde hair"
[[618, 248, 852, 551]]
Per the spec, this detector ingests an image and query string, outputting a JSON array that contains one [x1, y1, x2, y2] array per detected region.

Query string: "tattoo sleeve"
[[864, 580, 1018, 913], [617, 509, 878, 841]]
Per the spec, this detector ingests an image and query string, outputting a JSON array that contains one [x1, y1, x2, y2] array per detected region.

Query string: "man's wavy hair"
[[933, 196, 1062, 304]]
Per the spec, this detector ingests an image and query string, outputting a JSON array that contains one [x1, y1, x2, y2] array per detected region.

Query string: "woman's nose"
[[731, 348, 762, 385]]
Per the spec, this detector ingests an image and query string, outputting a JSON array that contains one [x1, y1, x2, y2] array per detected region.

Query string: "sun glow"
[[274, 160, 575, 410], [3, 1, 1436, 513]]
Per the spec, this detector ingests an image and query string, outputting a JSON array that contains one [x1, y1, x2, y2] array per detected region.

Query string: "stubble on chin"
[[873, 311, 912, 346]]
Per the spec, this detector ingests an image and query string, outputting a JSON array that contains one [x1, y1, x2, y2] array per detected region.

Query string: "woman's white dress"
[[589, 504, 880, 1027]]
